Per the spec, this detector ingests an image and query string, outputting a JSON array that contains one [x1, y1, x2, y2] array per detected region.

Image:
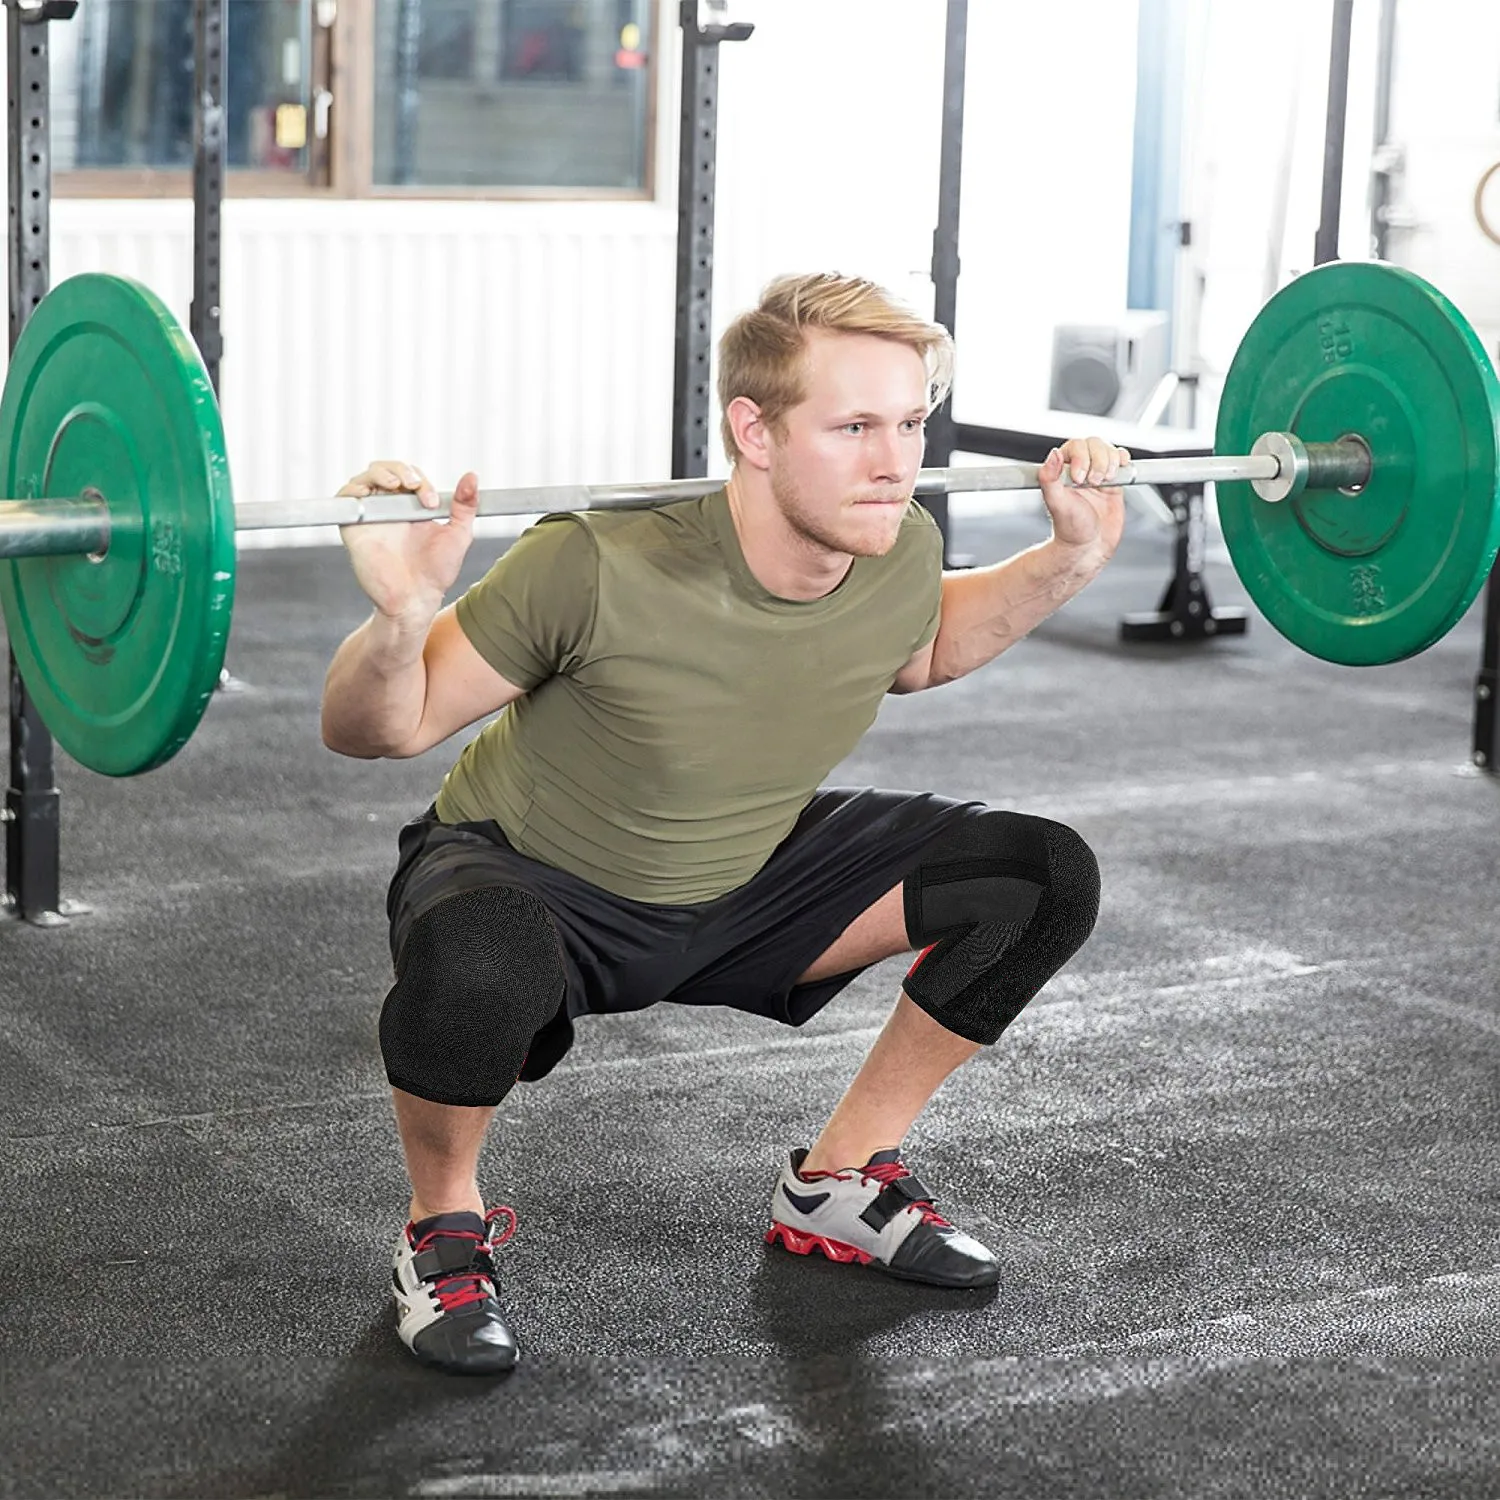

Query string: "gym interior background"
[[38, 0, 1498, 508], [3, 2, 1499, 1497]]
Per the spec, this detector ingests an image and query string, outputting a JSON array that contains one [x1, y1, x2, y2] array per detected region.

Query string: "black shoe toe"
[[412, 1303, 520, 1374], [885, 1225, 1000, 1288]]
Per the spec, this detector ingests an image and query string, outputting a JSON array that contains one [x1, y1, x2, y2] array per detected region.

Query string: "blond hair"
[[717, 273, 955, 463]]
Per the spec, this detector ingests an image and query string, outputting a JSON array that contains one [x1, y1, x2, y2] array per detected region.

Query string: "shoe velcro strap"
[[859, 1176, 933, 1232], [411, 1237, 484, 1281]]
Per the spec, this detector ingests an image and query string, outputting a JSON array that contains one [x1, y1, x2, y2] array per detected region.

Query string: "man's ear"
[[726, 396, 773, 472]]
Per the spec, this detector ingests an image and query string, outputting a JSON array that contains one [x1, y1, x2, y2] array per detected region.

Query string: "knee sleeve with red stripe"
[[901, 811, 1100, 1044]]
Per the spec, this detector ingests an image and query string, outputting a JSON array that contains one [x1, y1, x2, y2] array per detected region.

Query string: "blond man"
[[322, 273, 1129, 1374]]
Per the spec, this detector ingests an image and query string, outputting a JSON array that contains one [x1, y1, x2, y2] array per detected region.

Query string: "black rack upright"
[[4, 0, 77, 926], [672, 1, 752, 480]]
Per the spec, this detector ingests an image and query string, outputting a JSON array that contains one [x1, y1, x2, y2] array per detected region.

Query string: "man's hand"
[[336, 460, 480, 626], [1037, 437, 1131, 562]]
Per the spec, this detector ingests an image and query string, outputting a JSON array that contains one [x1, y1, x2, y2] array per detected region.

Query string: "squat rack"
[[1, 0, 755, 923], [5, 0, 75, 924], [4, 0, 225, 924]]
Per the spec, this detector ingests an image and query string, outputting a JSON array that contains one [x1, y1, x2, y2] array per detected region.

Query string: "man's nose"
[[870, 427, 905, 478]]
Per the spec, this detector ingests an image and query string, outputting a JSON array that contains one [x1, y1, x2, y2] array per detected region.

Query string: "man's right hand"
[[336, 460, 480, 625]]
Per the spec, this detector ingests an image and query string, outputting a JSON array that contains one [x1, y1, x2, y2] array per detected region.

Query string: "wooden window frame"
[[52, 0, 664, 204]]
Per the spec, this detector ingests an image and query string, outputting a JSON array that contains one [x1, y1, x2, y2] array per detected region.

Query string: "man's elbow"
[[319, 708, 412, 760], [320, 719, 378, 759]]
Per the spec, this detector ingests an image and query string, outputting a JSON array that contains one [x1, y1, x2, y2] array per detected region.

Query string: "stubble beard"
[[770, 467, 907, 560]]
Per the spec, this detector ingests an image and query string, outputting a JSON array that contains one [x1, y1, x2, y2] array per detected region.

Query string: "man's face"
[[764, 330, 929, 558]]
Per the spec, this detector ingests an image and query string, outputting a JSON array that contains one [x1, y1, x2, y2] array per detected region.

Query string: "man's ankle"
[[800, 1142, 898, 1176], [408, 1194, 486, 1224]]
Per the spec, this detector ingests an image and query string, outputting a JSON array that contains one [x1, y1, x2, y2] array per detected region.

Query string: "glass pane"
[[373, 0, 654, 190], [50, 0, 314, 173]]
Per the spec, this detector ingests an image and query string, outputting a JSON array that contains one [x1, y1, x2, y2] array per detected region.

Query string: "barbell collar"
[[1250, 432, 1372, 502], [0, 433, 1368, 550]]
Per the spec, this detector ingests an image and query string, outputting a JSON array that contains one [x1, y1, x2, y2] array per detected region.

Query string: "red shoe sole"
[[764, 1221, 873, 1265]]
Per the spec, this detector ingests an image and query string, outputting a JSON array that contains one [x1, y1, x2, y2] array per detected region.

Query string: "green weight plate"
[[1216, 261, 1500, 666], [0, 274, 234, 775]]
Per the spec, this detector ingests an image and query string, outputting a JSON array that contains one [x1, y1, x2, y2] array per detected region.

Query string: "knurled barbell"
[[1, 263, 1498, 777]]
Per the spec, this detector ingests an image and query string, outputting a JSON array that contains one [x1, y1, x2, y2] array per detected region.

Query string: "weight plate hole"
[[81, 487, 110, 563], [1337, 433, 1373, 496]]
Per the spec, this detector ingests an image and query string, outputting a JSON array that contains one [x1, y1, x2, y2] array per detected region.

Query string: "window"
[[52, 0, 325, 181], [47, 0, 660, 199], [372, 0, 656, 191]]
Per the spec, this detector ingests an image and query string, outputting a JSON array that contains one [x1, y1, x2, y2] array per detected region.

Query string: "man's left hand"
[[1037, 436, 1131, 560]]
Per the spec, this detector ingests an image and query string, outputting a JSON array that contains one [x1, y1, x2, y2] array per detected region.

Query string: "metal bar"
[[0, 440, 1389, 547], [5, 0, 66, 924], [1314, 0, 1355, 266], [0, 499, 109, 558], [1473, 562, 1499, 773], [0, 456, 1286, 547], [230, 454, 1285, 528], [191, 0, 226, 393], [1369, 0, 1398, 261], [924, 0, 967, 559], [671, 4, 752, 479]]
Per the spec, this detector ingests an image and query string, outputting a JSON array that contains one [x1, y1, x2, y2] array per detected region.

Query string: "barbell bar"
[[1, 262, 1499, 780], [0, 435, 1372, 561]]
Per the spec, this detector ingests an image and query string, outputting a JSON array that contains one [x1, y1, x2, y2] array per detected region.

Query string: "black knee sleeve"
[[380, 884, 566, 1107], [902, 812, 1100, 1044]]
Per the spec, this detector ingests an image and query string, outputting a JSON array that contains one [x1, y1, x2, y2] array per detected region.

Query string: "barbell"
[[1, 264, 1498, 778]]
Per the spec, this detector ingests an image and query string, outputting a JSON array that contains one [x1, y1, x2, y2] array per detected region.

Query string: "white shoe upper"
[[768, 1148, 963, 1265]]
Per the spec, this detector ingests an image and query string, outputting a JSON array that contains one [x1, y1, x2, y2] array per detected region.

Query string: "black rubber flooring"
[[2, 506, 1497, 1499]]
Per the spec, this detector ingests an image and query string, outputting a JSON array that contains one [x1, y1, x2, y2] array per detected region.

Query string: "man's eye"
[[844, 423, 866, 435]]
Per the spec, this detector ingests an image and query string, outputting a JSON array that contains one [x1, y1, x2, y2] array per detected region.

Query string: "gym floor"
[[2, 501, 1497, 1500]]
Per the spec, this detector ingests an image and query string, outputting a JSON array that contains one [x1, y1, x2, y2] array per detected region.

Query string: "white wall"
[[1378, 0, 1500, 354], [947, 2, 1141, 424]]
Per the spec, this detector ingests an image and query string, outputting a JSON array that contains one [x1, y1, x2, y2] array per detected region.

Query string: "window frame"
[[52, 0, 664, 204]]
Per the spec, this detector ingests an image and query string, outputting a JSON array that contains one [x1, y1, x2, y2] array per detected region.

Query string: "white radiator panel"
[[45, 200, 678, 512]]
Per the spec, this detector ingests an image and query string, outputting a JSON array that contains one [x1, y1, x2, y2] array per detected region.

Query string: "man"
[[322, 273, 1128, 1375]]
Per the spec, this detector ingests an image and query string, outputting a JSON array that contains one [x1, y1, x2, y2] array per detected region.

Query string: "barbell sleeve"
[[0, 496, 109, 560], [0, 435, 1375, 555]]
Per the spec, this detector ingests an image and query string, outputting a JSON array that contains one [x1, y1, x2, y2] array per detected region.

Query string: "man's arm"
[[892, 436, 1129, 693], [891, 540, 1108, 692], [319, 460, 527, 759], [321, 603, 527, 759]]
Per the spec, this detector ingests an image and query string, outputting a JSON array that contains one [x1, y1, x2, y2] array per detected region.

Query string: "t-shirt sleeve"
[[453, 513, 599, 690], [908, 502, 945, 651]]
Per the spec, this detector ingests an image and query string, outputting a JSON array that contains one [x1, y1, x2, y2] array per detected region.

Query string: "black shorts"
[[386, 787, 985, 1081]]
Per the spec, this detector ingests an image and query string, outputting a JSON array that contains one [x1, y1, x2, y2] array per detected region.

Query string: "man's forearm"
[[321, 610, 435, 757], [926, 539, 1107, 687]]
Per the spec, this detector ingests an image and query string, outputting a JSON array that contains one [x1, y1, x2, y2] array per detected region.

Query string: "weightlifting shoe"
[[392, 1205, 520, 1373], [765, 1148, 999, 1288]]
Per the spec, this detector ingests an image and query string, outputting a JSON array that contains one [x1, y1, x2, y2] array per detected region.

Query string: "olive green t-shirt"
[[435, 489, 943, 904]]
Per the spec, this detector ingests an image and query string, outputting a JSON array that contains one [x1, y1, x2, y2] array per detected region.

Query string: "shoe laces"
[[858, 1159, 951, 1228], [413, 1205, 518, 1314]]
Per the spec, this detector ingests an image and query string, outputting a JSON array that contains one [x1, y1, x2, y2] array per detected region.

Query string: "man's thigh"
[[796, 881, 909, 984], [667, 788, 984, 1024]]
